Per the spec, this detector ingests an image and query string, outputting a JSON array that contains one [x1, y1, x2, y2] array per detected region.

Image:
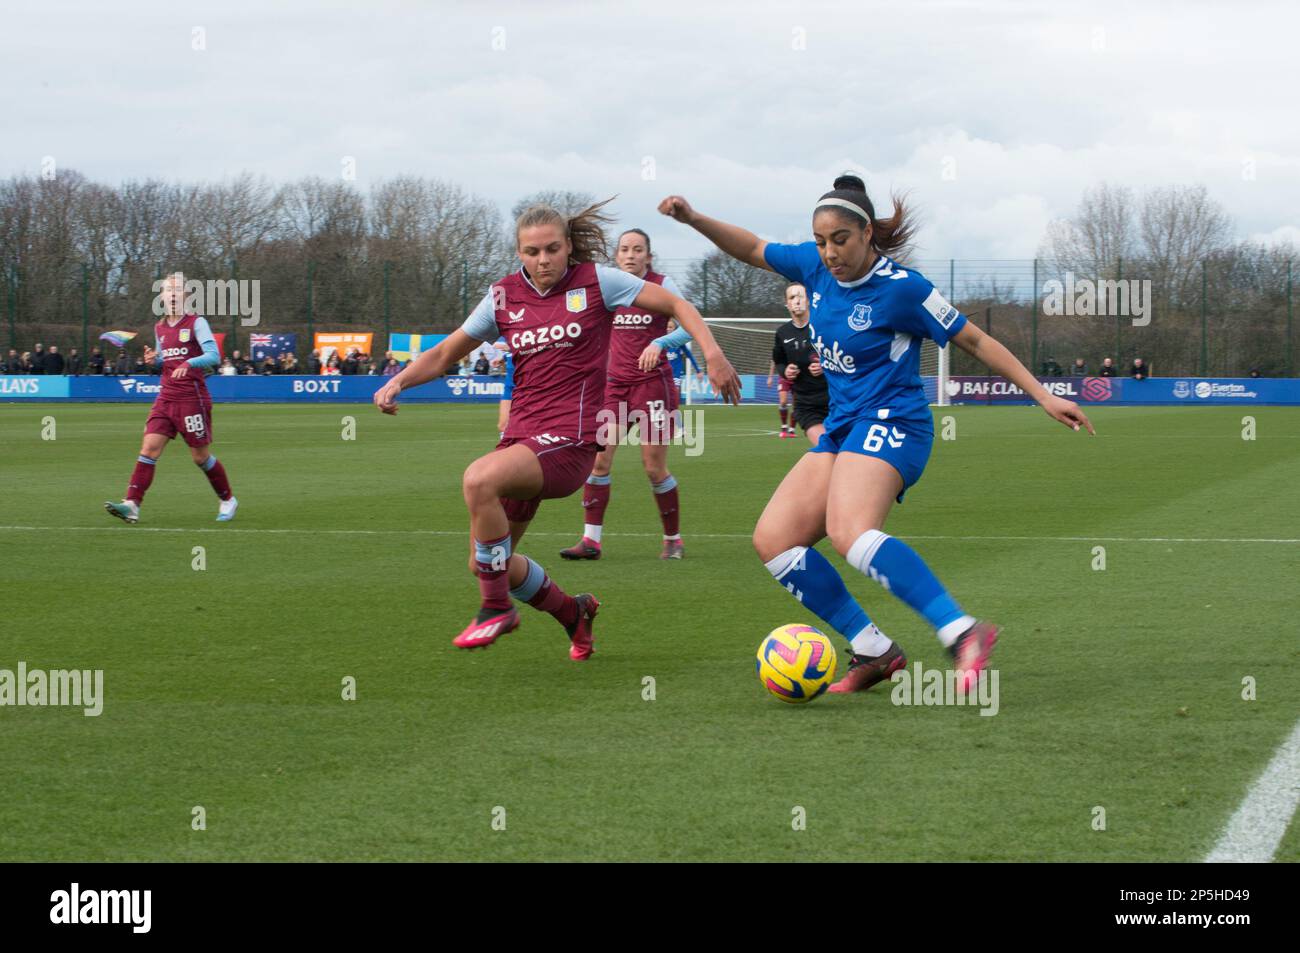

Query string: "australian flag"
[[249, 333, 297, 361]]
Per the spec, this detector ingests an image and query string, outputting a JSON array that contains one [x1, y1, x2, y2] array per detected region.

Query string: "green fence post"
[[461, 259, 468, 319], [984, 306, 992, 335], [383, 260, 392, 347], [7, 266, 16, 350], [81, 263, 89, 356], [306, 260, 315, 346], [1201, 259, 1208, 376], [1115, 257, 1122, 364], [229, 257, 238, 355], [1031, 258, 1038, 373], [702, 259, 709, 315], [1288, 259, 1294, 378]]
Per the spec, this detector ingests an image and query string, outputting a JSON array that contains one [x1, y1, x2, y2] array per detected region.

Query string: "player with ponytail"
[[376, 199, 740, 660], [659, 175, 1092, 694]]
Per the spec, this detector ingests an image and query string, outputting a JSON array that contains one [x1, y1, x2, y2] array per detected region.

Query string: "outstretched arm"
[[632, 281, 741, 405], [658, 195, 771, 271], [373, 329, 481, 415], [951, 322, 1095, 434]]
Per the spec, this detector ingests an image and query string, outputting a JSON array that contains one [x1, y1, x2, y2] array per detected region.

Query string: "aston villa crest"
[[848, 303, 872, 331], [179, 328, 191, 343], [566, 289, 587, 313]]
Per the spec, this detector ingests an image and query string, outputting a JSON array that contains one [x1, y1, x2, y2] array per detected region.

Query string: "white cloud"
[[3, 0, 1298, 270]]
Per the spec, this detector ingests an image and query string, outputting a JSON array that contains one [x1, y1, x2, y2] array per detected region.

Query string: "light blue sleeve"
[[458, 291, 498, 342], [762, 241, 821, 284], [654, 326, 693, 350], [153, 331, 163, 369], [596, 265, 646, 310], [186, 317, 221, 368]]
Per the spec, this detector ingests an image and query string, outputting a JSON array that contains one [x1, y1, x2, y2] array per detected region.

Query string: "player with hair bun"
[[660, 175, 1093, 694], [375, 199, 740, 660]]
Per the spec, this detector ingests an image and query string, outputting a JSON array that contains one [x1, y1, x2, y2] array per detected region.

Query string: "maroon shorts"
[[778, 377, 793, 395], [497, 434, 599, 524], [602, 370, 680, 443], [145, 397, 213, 448]]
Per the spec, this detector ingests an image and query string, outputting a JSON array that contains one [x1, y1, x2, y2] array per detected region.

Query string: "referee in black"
[[771, 283, 830, 445]]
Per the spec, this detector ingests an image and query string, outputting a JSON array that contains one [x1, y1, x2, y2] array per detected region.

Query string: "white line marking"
[[0, 526, 1296, 543], [1204, 717, 1300, 862]]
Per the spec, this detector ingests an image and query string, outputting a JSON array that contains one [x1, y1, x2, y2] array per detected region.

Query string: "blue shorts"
[[809, 415, 934, 502]]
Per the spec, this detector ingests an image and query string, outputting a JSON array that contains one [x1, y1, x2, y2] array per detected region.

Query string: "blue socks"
[[846, 530, 974, 646], [764, 545, 875, 642]]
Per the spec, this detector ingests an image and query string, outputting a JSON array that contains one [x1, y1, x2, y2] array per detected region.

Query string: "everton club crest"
[[848, 303, 872, 331]]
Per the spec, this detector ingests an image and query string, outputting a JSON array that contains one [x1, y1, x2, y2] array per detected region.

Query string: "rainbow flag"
[[99, 330, 138, 348]]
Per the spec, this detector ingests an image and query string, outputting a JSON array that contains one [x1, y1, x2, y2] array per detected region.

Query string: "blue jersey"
[[665, 344, 698, 378], [763, 243, 966, 429], [502, 352, 515, 400]]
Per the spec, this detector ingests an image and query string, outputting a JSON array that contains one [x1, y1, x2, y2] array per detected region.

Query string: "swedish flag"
[[389, 333, 446, 362]]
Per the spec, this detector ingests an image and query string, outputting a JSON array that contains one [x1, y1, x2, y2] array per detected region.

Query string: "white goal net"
[[684, 317, 949, 405]]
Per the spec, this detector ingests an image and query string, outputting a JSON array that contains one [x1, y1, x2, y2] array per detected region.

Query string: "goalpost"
[[684, 317, 950, 406]]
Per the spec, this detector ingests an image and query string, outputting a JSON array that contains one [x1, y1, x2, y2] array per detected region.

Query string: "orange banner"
[[313, 332, 373, 361]]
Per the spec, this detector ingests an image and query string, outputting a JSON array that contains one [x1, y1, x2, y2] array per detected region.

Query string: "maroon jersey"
[[606, 270, 674, 385], [494, 263, 614, 443], [155, 314, 212, 402]]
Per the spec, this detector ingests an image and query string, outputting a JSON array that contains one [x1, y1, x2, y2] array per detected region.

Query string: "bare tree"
[[510, 190, 597, 220], [1040, 182, 1137, 277], [682, 250, 788, 317]]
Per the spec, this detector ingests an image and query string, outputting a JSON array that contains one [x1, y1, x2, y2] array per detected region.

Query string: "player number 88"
[[184, 414, 205, 434]]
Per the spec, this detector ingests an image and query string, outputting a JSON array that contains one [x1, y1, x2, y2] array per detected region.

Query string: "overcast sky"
[[4, 0, 1298, 263]]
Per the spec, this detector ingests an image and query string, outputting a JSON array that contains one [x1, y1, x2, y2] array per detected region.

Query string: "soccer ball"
[[756, 624, 837, 703]]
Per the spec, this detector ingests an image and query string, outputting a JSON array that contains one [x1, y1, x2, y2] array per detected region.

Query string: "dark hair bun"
[[833, 173, 866, 193]]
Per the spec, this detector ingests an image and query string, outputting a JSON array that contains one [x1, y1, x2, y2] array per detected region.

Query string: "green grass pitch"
[[0, 401, 1297, 861]]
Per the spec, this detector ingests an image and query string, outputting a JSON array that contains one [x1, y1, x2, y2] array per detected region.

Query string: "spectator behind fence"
[[261, 356, 278, 375], [219, 358, 237, 376], [5, 349, 21, 373], [45, 345, 66, 375], [67, 348, 83, 376], [89, 347, 105, 374], [230, 349, 252, 375], [341, 348, 360, 376], [1040, 356, 1062, 377], [1249, 367, 1261, 379], [380, 352, 401, 376], [1070, 358, 1087, 375], [30, 343, 46, 374], [281, 352, 299, 374], [113, 351, 130, 375], [1131, 357, 1149, 380], [323, 354, 341, 375], [307, 349, 322, 375], [1099, 357, 1117, 377]]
